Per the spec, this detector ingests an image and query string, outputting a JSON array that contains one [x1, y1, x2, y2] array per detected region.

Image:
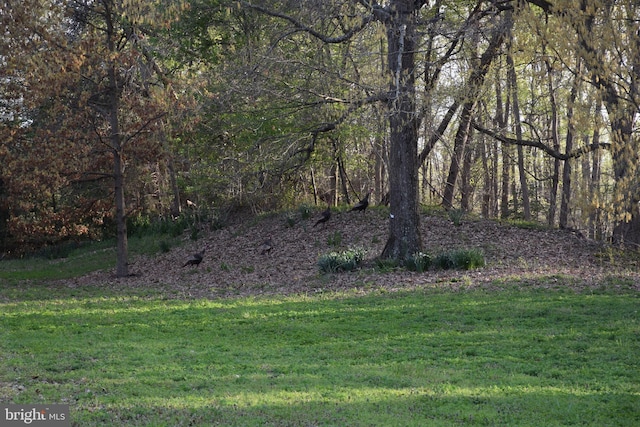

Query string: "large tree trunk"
[[381, 0, 422, 260], [610, 113, 640, 245]]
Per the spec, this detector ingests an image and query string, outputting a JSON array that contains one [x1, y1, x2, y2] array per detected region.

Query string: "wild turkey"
[[183, 249, 205, 267], [313, 205, 331, 228], [350, 188, 373, 213], [258, 236, 273, 255]]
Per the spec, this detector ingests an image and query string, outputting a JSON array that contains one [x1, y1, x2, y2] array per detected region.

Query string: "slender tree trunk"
[[310, 167, 318, 205], [494, 67, 512, 219], [511, 163, 519, 214], [545, 59, 561, 227], [113, 144, 128, 277], [105, 5, 128, 277], [338, 157, 350, 205], [481, 134, 491, 217], [460, 134, 475, 212], [541, 27, 558, 226], [559, 61, 582, 229], [506, 32, 530, 220], [589, 102, 602, 239], [108, 64, 128, 277], [329, 161, 338, 207], [332, 138, 350, 205], [491, 138, 499, 217], [442, 105, 473, 210]]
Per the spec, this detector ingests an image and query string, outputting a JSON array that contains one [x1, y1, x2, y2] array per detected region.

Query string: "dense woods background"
[[1, 0, 638, 273]]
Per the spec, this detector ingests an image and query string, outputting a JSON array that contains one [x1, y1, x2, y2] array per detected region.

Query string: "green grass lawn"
[[1, 280, 639, 426]]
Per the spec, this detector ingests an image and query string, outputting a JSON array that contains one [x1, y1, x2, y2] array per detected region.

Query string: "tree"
[[228, 1, 523, 261], [76, 0, 192, 275], [441, 5, 513, 211], [575, 1, 640, 245], [1, 1, 182, 270], [229, 0, 424, 259], [377, 0, 423, 259]]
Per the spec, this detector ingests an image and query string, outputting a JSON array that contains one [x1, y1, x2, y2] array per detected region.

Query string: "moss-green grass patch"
[[1, 284, 638, 426]]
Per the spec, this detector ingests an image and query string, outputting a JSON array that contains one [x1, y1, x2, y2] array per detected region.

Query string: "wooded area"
[[1, 0, 638, 274]]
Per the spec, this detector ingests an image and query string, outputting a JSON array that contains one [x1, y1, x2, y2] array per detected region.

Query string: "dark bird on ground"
[[313, 205, 331, 228], [350, 188, 373, 213], [183, 249, 205, 267], [259, 236, 273, 255]]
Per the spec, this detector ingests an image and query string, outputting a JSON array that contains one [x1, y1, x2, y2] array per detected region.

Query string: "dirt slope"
[[70, 208, 640, 298]]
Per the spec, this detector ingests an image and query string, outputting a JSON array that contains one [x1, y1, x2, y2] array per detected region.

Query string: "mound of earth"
[[68, 209, 640, 298]]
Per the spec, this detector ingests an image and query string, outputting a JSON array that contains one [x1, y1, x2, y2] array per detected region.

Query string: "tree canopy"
[[1, 0, 639, 265]]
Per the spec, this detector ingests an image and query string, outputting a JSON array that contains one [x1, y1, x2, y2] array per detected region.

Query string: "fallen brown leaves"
[[65, 209, 640, 298]]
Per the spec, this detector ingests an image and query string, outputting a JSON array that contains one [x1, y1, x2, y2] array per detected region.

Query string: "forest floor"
[[66, 207, 640, 298]]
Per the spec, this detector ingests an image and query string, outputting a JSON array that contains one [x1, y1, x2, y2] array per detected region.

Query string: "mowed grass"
[[0, 233, 184, 282], [0, 281, 639, 426]]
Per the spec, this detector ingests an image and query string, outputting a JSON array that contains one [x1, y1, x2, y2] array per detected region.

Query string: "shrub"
[[433, 252, 457, 270], [452, 248, 485, 270], [298, 204, 313, 220], [128, 213, 192, 238], [33, 241, 82, 259], [159, 240, 172, 253], [376, 257, 400, 273], [318, 247, 366, 273], [405, 251, 432, 272], [448, 208, 464, 226], [434, 249, 484, 270], [284, 213, 297, 228]]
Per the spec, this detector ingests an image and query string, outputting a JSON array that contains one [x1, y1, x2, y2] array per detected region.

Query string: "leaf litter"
[[63, 209, 640, 298]]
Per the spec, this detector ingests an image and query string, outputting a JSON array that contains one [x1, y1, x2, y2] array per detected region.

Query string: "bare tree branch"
[[472, 121, 610, 160], [241, 1, 377, 44]]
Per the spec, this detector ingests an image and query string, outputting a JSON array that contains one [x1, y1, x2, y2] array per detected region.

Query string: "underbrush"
[[0, 215, 196, 281], [318, 247, 484, 275], [402, 248, 485, 272], [317, 247, 367, 273]]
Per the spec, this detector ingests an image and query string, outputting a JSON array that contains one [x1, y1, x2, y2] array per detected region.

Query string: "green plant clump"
[[318, 247, 366, 273], [448, 208, 465, 226], [375, 257, 400, 272], [433, 248, 485, 270], [405, 251, 432, 272], [298, 204, 313, 220]]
